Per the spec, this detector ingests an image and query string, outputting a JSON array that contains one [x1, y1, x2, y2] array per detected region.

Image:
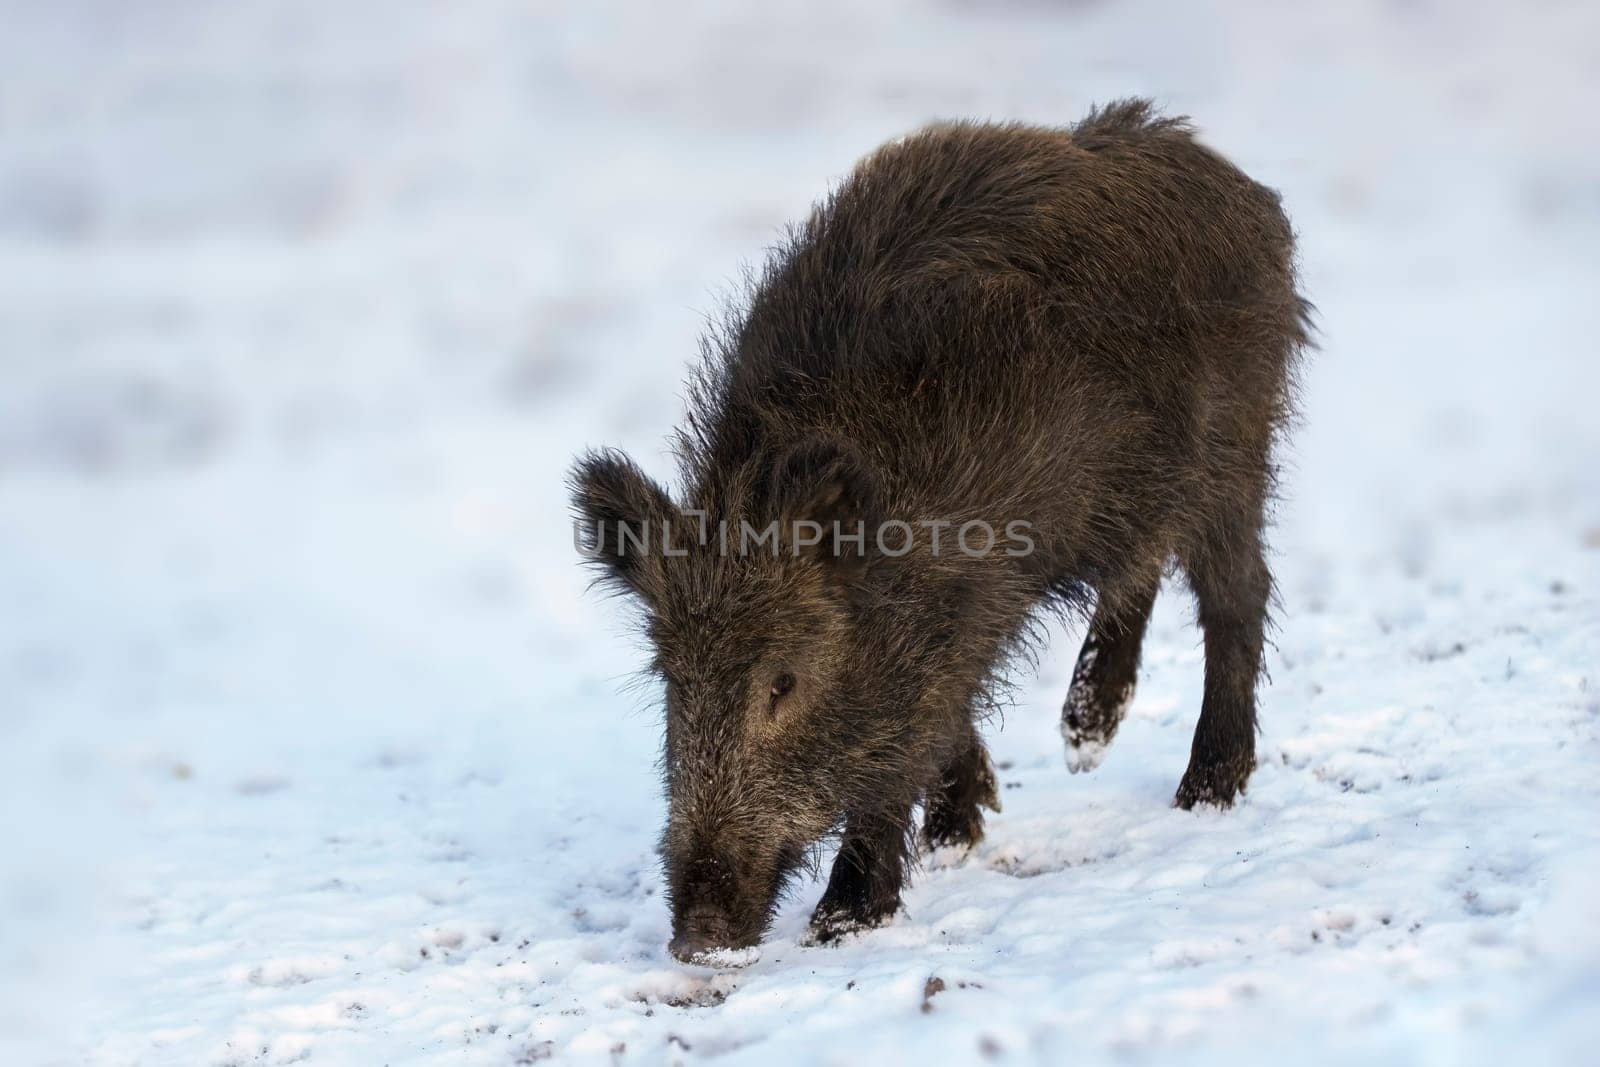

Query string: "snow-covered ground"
[[2, 2, 1597, 1064]]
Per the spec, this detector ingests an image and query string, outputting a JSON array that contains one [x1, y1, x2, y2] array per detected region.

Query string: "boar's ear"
[[770, 437, 879, 568], [569, 449, 673, 598]]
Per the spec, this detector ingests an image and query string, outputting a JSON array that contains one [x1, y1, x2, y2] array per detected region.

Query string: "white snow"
[[2, 2, 1598, 1065]]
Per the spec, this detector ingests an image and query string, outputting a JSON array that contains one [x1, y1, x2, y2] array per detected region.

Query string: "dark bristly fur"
[[570, 99, 1312, 962]]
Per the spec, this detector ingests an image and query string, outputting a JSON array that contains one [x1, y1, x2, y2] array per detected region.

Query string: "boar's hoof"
[[805, 902, 900, 946], [922, 745, 1001, 850], [1173, 757, 1253, 810], [1060, 680, 1133, 774], [921, 796, 992, 857], [921, 797, 987, 852], [1062, 732, 1110, 774]]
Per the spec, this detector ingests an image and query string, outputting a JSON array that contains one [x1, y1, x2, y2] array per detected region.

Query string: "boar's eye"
[[768, 672, 796, 711]]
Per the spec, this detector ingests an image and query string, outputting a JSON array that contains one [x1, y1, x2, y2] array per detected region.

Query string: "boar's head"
[[570, 438, 899, 963]]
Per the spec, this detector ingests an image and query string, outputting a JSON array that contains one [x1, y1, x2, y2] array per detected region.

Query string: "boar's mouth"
[[667, 840, 808, 964]]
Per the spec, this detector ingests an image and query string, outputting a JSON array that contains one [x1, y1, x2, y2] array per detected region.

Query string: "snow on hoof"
[[804, 905, 898, 947], [1062, 731, 1109, 774], [1060, 659, 1131, 774]]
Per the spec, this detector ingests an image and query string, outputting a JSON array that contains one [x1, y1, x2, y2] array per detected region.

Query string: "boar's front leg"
[[809, 808, 913, 943]]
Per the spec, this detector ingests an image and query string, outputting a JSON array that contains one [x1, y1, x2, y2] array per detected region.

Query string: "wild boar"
[[570, 99, 1311, 964]]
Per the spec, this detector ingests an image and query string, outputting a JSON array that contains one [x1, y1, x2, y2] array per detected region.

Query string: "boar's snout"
[[668, 911, 741, 964], [666, 843, 776, 963]]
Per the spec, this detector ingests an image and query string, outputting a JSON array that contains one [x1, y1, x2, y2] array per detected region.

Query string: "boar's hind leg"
[[922, 722, 1001, 850], [809, 809, 913, 944], [1175, 512, 1270, 809], [1061, 575, 1160, 773]]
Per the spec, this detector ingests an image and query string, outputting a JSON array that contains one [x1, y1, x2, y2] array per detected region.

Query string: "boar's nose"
[[669, 913, 736, 964]]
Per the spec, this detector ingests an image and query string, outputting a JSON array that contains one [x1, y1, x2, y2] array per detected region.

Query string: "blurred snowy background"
[[1, 1, 1597, 1064]]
